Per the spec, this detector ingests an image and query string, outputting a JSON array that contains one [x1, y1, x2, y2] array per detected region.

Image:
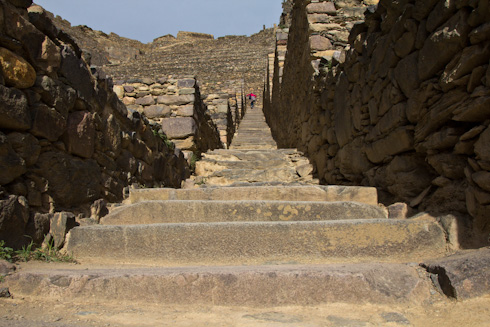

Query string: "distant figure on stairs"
[[247, 93, 257, 109]]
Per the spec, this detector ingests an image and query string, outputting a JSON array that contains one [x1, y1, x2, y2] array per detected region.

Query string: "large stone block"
[[0, 133, 26, 185], [30, 104, 67, 142], [394, 51, 420, 97], [306, 2, 337, 15], [36, 76, 77, 117], [0, 195, 29, 249], [161, 117, 197, 139], [37, 151, 102, 207], [144, 105, 171, 119], [0, 47, 36, 89], [0, 85, 30, 131], [157, 95, 195, 106], [418, 9, 471, 81], [453, 94, 490, 122], [135, 95, 155, 106], [4, 4, 60, 73], [380, 154, 434, 200], [334, 73, 352, 147], [60, 45, 96, 103], [365, 127, 414, 164], [7, 0, 33, 8], [474, 126, 490, 162], [366, 103, 408, 142], [49, 212, 77, 250], [440, 43, 490, 91], [176, 105, 195, 117], [177, 78, 195, 88], [7, 132, 40, 167], [63, 111, 95, 159], [423, 248, 490, 299], [427, 153, 467, 179], [310, 35, 333, 51]]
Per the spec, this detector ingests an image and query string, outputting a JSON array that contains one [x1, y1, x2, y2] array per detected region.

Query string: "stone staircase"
[[5, 107, 451, 310]]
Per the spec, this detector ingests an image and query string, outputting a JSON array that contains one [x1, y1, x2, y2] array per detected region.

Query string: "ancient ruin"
[[0, 0, 489, 325]]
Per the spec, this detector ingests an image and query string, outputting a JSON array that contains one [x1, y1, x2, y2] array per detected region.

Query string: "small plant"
[[189, 152, 200, 172], [0, 240, 14, 262], [152, 129, 175, 150], [0, 239, 76, 263], [15, 240, 34, 262]]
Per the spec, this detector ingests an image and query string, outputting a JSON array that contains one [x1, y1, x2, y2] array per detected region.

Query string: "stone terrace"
[[104, 30, 275, 106]]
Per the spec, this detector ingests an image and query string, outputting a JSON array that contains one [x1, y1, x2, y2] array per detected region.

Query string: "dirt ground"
[[1, 293, 489, 327]]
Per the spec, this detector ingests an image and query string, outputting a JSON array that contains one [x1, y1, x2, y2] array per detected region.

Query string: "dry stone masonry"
[[113, 76, 222, 156], [0, 1, 191, 248], [1, 0, 490, 324], [265, 0, 490, 246]]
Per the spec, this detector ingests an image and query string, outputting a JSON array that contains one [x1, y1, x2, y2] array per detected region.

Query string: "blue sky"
[[34, 0, 284, 43]]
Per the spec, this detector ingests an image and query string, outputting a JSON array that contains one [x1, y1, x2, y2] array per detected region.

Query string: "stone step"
[[101, 200, 387, 225], [196, 158, 300, 173], [202, 149, 299, 161], [228, 144, 277, 150], [5, 262, 432, 306], [65, 218, 446, 266], [125, 185, 379, 205], [197, 167, 310, 186]]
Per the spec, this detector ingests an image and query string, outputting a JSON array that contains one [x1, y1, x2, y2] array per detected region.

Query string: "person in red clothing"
[[247, 93, 257, 109]]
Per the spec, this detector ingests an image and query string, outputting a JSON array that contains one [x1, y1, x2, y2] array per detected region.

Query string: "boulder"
[[161, 117, 197, 139], [0, 85, 30, 131], [0, 132, 26, 185], [0, 195, 29, 249], [0, 47, 36, 89]]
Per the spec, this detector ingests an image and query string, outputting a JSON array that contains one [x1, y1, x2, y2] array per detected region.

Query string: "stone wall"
[[265, 0, 490, 246], [113, 76, 223, 155], [0, 1, 189, 248]]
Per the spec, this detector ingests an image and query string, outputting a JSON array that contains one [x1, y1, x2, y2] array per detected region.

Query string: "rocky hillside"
[[47, 12, 148, 66]]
